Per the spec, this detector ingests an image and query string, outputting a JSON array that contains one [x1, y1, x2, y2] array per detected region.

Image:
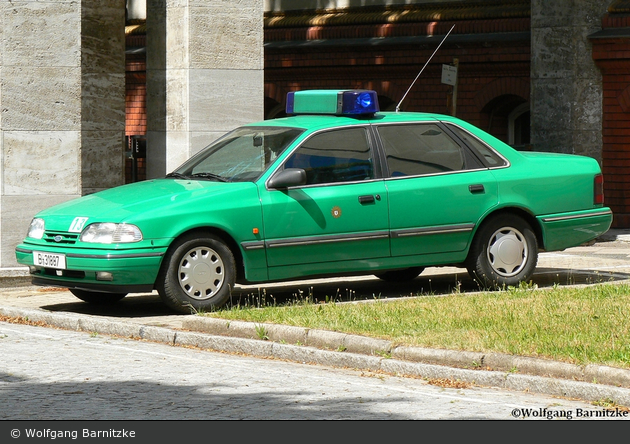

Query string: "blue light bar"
[[286, 90, 380, 116]]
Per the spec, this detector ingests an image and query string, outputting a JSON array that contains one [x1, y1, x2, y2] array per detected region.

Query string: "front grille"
[[42, 231, 80, 245]]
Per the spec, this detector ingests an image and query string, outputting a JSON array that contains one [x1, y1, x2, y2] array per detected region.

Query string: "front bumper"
[[15, 243, 167, 294]]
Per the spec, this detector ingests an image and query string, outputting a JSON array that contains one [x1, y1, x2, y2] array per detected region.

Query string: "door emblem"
[[331, 206, 342, 218]]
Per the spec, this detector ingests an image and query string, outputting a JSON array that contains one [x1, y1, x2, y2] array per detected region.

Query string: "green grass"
[[201, 282, 630, 369]]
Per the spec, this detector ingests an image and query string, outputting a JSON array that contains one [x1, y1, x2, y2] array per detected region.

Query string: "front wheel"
[[466, 215, 538, 289], [157, 233, 236, 314]]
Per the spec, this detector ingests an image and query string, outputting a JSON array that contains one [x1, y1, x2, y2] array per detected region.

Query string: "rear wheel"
[[375, 267, 424, 282], [157, 233, 236, 314], [69, 289, 127, 305], [466, 215, 538, 288]]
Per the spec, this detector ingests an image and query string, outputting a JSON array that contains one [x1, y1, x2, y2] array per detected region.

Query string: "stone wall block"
[[3, 1, 80, 68], [531, 0, 573, 28], [81, 73, 126, 131], [189, 69, 264, 133], [572, 79, 603, 130], [146, 131, 167, 179], [165, 130, 189, 172], [0, 3, 5, 55], [165, 69, 189, 132], [3, 131, 80, 196], [146, 0, 166, 71], [81, 0, 126, 74], [165, 5, 189, 70], [190, 0, 263, 70], [531, 80, 572, 128], [531, 27, 574, 80], [1, 67, 81, 131], [146, 69, 167, 130], [81, 131, 125, 193]]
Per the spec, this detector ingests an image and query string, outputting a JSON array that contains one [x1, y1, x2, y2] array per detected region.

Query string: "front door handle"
[[358, 195, 375, 204]]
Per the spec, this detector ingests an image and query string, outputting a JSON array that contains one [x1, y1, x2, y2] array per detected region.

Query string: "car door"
[[376, 122, 499, 259], [260, 126, 390, 275]]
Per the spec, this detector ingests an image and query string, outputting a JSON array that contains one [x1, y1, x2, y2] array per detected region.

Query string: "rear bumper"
[[538, 208, 613, 251]]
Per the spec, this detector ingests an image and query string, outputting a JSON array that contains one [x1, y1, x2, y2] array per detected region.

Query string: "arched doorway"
[[481, 94, 530, 150]]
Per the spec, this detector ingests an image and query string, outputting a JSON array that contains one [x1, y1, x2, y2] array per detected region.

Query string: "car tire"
[[157, 233, 236, 314], [375, 267, 424, 282], [69, 289, 127, 304], [466, 214, 538, 289]]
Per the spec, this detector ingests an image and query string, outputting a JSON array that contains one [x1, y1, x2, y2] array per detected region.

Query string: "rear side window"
[[447, 124, 507, 167], [377, 124, 465, 177], [284, 127, 374, 185]]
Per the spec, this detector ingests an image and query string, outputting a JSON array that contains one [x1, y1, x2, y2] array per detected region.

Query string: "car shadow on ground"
[[35, 265, 630, 319]]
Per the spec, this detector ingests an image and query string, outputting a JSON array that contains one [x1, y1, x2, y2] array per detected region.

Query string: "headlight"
[[80, 223, 143, 244], [27, 218, 45, 239]]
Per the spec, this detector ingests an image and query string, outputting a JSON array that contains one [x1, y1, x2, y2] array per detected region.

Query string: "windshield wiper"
[[190, 172, 229, 182], [165, 172, 190, 179]]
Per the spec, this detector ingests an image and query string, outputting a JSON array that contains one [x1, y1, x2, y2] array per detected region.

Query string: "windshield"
[[167, 126, 304, 182]]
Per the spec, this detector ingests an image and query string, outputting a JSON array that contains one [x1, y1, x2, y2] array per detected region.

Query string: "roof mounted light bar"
[[286, 90, 380, 116]]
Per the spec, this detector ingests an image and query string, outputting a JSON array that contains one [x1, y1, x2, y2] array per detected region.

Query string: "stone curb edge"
[[2, 305, 630, 407]]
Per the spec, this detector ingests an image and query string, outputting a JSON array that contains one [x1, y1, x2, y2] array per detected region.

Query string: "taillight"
[[594, 174, 604, 205]]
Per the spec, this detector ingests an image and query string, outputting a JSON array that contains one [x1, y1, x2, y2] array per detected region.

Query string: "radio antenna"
[[395, 24, 456, 112]]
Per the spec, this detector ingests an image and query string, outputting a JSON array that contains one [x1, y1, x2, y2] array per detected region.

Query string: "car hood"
[[37, 179, 257, 232]]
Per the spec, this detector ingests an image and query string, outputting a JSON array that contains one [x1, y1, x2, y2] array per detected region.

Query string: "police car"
[[15, 90, 613, 313]]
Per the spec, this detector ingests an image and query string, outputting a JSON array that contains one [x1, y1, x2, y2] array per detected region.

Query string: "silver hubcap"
[[177, 246, 225, 300], [487, 226, 528, 277]]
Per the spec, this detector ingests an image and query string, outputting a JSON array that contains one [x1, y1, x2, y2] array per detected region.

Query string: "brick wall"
[[264, 11, 531, 145], [592, 36, 630, 227]]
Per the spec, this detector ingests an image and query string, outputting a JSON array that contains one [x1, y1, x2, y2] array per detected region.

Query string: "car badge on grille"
[[54, 235, 63, 243]]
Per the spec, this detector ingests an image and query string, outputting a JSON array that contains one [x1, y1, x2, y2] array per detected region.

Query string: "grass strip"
[[202, 282, 630, 368]]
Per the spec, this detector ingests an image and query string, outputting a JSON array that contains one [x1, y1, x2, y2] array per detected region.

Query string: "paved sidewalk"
[[2, 229, 630, 407]]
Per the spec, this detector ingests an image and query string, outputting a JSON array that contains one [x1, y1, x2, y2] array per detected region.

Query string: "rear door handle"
[[469, 184, 485, 194], [358, 195, 375, 204]]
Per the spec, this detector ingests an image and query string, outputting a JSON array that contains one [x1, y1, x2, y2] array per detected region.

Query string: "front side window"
[[283, 127, 374, 185], [170, 127, 304, 182], [377, 123, 465, 177]]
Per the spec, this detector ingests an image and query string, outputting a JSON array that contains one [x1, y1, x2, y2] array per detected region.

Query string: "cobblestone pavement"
[[0, 321, 621, 421]]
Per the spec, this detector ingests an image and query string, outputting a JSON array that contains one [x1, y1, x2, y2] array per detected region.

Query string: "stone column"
[[1, 0, 125, 268], [146, 0, 264, 178], [530, 0, 603, 160]]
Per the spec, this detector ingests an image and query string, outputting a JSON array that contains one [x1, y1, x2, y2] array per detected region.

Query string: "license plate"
[[33, 251, 67, 269]]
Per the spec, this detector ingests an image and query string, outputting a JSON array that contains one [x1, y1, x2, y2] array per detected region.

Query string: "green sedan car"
[[15, 90, 612, 313]]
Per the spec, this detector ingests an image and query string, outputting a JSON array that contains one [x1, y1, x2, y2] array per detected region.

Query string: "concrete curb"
[[3, 305, 630, 407]]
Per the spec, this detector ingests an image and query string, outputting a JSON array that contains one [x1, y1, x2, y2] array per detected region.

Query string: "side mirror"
[[268, 168, 307, 189]]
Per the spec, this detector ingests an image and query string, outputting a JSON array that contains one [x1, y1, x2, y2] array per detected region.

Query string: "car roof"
[[243, 111, 447, 131]]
